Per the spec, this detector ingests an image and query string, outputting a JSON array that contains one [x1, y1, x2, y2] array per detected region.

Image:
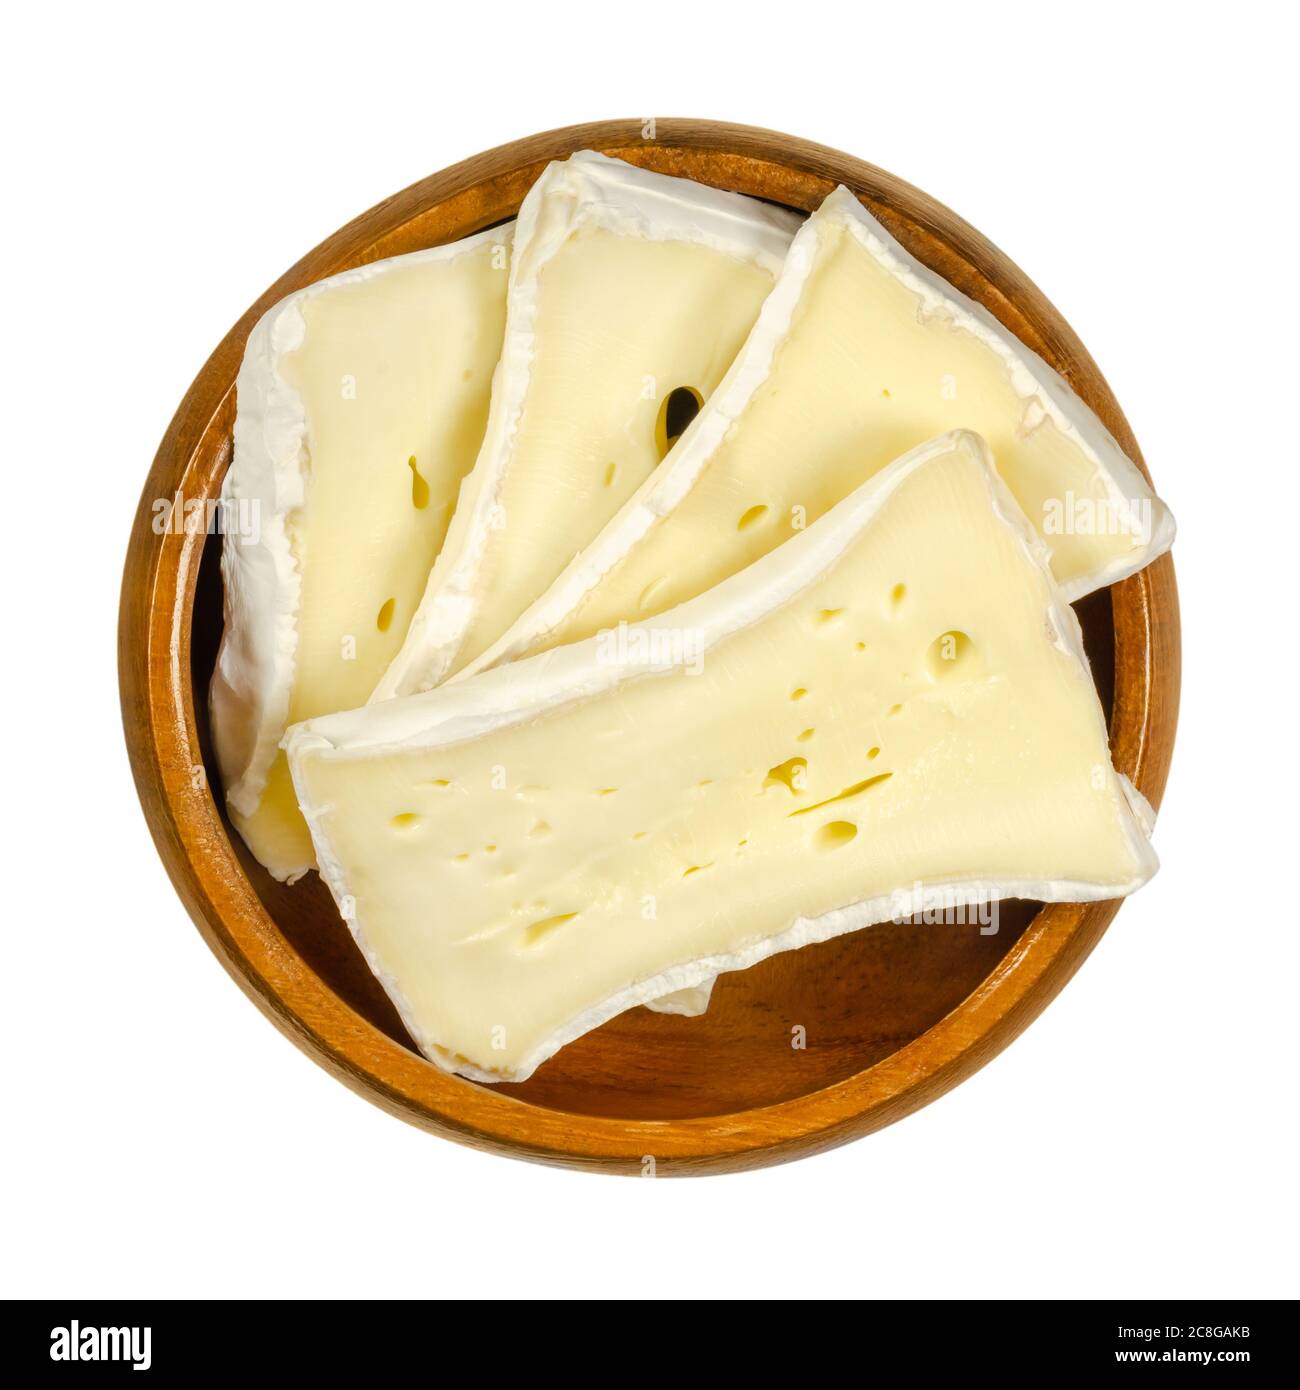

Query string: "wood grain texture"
[[119, 119, 1181, 1175]]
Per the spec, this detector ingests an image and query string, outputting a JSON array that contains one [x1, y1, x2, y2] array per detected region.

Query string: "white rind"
[[209, 223, 514, 834], [457, 184, 1174, 682], [370, 151, 802, 702], [642, 980, 716, 1017], [285, 430, 1159, 1083]]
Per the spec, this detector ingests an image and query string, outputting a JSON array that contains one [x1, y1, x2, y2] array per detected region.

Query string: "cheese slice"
[[459, 186, 1175, 679], [285, 431, 1158, 1083], [371, 151, 801, 700], [211, 226, 511, 881]]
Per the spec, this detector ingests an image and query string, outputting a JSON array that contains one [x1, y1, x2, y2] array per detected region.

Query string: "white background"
[[3, 0, 1296, 1300]]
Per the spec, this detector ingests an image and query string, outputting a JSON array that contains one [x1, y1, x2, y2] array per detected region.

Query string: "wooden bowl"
[[119, 119, 1180, 1175]]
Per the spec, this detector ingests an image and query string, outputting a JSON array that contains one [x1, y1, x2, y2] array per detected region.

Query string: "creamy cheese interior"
[[451, 228, 772, 674], [372, 153, 800, 701], [217, 239, 508, 878], [467, 196, 1171, 675], [288, 433, 1154, 1081], [447, 232, 773, 678]]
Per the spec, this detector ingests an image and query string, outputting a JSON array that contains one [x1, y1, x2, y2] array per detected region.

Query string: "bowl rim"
[[118, 118, 1180, 1175]]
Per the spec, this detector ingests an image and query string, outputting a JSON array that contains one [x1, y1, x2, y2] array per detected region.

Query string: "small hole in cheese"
[[655, 385, 703, 459], [815, 821, 858, 851], [764, 757, 807, 793], [391, 812, 419, 829], [737, 504, 769, 531], [376, 597, 397, 632], [409, 456, 430, 509], [788, 773, 892, 817], [927, 630, 976, 680], [522, 912, 578, 947]]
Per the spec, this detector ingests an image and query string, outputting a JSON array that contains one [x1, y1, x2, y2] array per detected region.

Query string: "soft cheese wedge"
[[212, 227, 511, 881], [371, 151, 801, 699], [459, 186, 1175, 679], [285, 431, 1158, 1082]]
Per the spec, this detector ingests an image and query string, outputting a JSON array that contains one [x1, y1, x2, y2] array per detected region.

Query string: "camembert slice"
[[285, 431, 1157, 1082], [371, 151, 800, 700], [212, 227, 511, 881], [460, 186, 1174, 678]]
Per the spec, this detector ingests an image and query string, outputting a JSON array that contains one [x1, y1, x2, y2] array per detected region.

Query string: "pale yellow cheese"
[[286, 432, 1156, 1081], [372, 152, 800, 699], [462, 190, 1173, 678], [451, 228, 771, 674], [212, 234, 510, 880]]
